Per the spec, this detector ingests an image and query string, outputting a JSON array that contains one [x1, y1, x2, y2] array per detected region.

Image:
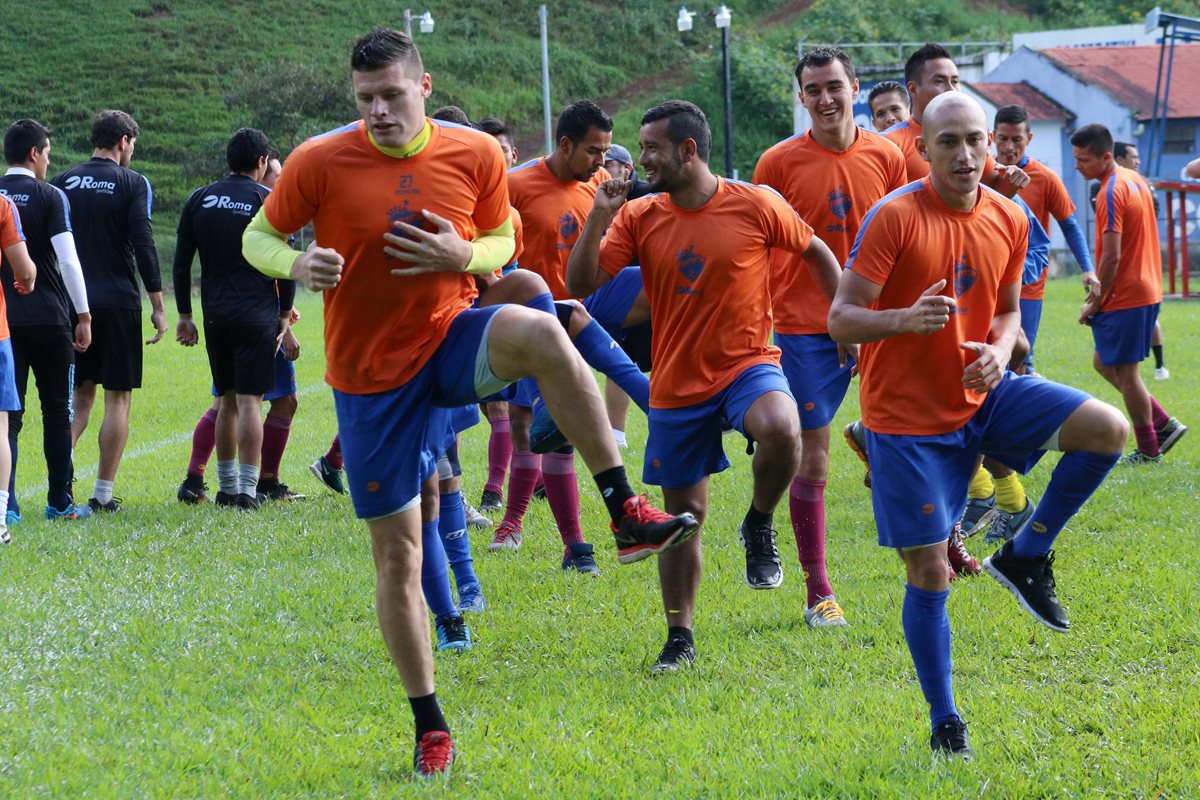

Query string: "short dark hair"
[[905, 43, 953, 86], [1070, 123, 1114, 157], [641, 100, 711, 162], [91, 110, 140, 150], [351, 27, 423, 74], [475, 116, 513, 141], [795, 47, 856, 84], [868, 80, 909, 108], [226, 127, 272, 174], [431, 105, 471, 125], [1114, 141, 1136, 160], [554, 100, 613, 145], [994, 105, 1029, 129], [4, 119, 51, 165]]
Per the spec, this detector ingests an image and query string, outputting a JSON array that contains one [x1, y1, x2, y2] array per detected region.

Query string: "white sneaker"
[[464, 501, 493, 529], [0, 524, 9, 544], [804, 596, 848, 628], [1155, 366, 1170, 380]]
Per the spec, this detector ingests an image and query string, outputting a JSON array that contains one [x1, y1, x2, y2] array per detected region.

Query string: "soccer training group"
[[0, 28, 1189, 776]]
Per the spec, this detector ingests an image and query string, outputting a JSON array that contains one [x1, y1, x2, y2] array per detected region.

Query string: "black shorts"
[[205, 321, 278, 396], [74, 309, 142, 391], [620, 320, 653, 373]]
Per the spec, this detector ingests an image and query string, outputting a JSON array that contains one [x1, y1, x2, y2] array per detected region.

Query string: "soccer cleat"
[[258, 479, 306, 502], [946, 524, 981, 576], [930, 719, 973, 761], [529, 399, 568, 454], [177, 474, 210, 504], [1120, 449, 1163, 466], [611, 495, 699, 565], [738, 522, 783, 589], [562, 542, 601, 575], [958, 493, 996, 537], [434, 614, 472, 651], [984, 542, 1069, 632], [236, 493, 264, 510], [5, 510, 20, 526], [984, 499, 1035, 546], [87, 497, 122, 514], [309, 456, 346, 494], [650, 634, 697, 674], [843, 419, 871, 488], [0, 524, 8, 545], [1154, 366, 1170, 380], [532, 483, 547, 502], [1156, 417, 1188, 455], [478, 489, 503, 514], [45, 502, 93, 521], [215, 491, 240, 508], [487, 520, 523, 552], [413, 730, 456, 779], [804, 596, 848, 628], [464, 500, 493, 529], [457, 582, 486, 614]]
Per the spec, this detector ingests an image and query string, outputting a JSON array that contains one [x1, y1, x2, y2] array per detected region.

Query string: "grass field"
[[1, 277, 1198, 797]]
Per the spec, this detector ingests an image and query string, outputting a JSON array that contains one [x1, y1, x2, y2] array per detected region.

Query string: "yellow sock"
[[993, 472, 1027, 513], [967, 466, 994, 500]]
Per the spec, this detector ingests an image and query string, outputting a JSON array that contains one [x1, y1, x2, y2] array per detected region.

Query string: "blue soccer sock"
[[902, 584, 959, 731], [438, 490, 479, 590], [1011, 450, 1120, 559], [573, 320, 649, 412], [421, 517, 457, 619], [525, 291, 556, 316]]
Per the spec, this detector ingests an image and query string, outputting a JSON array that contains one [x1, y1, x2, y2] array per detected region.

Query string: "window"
[[1164, 121, 1196, 155]]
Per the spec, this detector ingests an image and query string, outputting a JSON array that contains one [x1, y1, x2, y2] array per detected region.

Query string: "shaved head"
[[921, 93, 986, 139], [917, 93, 991, 209]]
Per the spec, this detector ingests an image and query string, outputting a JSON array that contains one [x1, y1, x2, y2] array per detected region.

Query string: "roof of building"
[[970, 81, 1073, 121], [1040, 44, 1200, 120]]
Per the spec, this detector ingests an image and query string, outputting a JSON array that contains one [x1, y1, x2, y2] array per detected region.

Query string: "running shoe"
[[434, 614, 472, 651], [930, 718, 973, 761], [413, 730, 456, 779], [984, 499, 1035, 546], [958, 493, 996, 537], [45, 502, 92, 521], [457, 582, 486, 614], [562, 542, 601, 575], [309, 456, 346, 494], [843, 419, 871, 488], [738, 521, 783, 589], [946, 524, 981, 576], [984, 542, 1069, 632], [478, 489, 503, 514], [650, 634, 697, 674], [1121, 450, 1163, 466], [611, 495, 699, 565], [804, 596, 848, 628], [177, 474, 210, 504], [1156, 417, 1188, 455], [1154, 366, 1170, 381], [464, 501, 493, 529], [5, 510, 20, 526], [87, 497, 122, 514], [487, 520, 522, 552]]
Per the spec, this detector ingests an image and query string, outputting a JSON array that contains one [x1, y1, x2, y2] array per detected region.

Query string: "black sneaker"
[[930, 718, 973, 761], [984, 541, 1069, 632], [214, 491, 240, 508], [177, 475, 210, 504], [87, 497, 122, 514], [562, 542, 601, 575], [258, 479, 306, 501], [236, 493, 264, 510], [479, 489, 503, 514], [650, 634, 697, 674], [738, 522, 783, 589], [610, 495, 699, 565], [532, 484, 547, 502]]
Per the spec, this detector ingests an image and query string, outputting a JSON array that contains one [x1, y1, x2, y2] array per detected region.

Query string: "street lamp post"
[[403, 8, 435, 38], [677, 4, 735, 177]]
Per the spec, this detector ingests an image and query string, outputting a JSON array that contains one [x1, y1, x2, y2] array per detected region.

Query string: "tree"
[[225, 62, 356, 150]]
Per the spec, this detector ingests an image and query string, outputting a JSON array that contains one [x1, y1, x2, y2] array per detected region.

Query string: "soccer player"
[[868, 80, 910, 133], [242, 27, 696, 776], [1, 119, 93, 524], [1072, 124, 1186, 464], [753, 47, 906, 625], [567, 99, 843, 671], [604, 144, 650, 199], [828, 92, 1128, 759], [53, 110, 166, 513]]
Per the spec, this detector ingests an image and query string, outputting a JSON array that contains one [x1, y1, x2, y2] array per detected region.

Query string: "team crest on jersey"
[[388, 199, 429, 242], [675, 245, 705, 296], [826, 186, 852, 221], [559, 211, 580, 242], [953, 256, 977, 298]]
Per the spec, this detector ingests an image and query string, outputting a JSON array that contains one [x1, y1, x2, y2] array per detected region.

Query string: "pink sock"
[[188, 408, 218, 477], [485, 416, 512, 494], [1148, 396, 1171, 430], [790, 476, 833, 606], [543, 451, 584, 547], [325, 435, 343, 471], [1134, 424, 1160, 456], [261, 414, 292, 480], [503, 451, 541, 527]]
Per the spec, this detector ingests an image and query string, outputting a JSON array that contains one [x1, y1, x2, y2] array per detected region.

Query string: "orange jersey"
[[1095, 165, 1162, 312], [598, 178, 813, 408], [884, 118, 1000, 185], [753, 129, 907, 334], [846, 179, 1027, 435], [508, 158, 609, 299], [263, 119, 510, 394], [0, 195, 24, 340], [1016, 158, 1076, 300]]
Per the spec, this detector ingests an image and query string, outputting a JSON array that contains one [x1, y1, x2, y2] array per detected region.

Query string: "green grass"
[[1, 279, 1199, 797]]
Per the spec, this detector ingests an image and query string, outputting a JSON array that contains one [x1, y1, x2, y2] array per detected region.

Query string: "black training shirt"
[[0, 171, 76, 328]]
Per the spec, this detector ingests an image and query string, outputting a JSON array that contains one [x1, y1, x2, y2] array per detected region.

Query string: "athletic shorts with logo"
[[1088, 303, 1159, 367], [775, 332, 854, 430]]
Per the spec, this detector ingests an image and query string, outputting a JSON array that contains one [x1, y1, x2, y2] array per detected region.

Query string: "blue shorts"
[[776, 333, 853, 430], [583, 267, 643, 337], [509, 376, 538, 408], [0, 338, 18, 412], [866, 372, 1090, 549], [1090, 303, 1159, 366], [450, 403, 480, 434], [1018, 298, 1042, 370], [335, 305, 512, 520], [644, 363, 792, 489], [210, 348, 297, 401]]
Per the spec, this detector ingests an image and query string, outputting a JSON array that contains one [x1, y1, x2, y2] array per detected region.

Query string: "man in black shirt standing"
[[0, 119, 94, 523], [52, 110, 166, 513], [174, 128, 290, 508]]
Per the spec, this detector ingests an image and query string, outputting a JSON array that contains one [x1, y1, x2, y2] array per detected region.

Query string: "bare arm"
[[3, 240, 36, 294], [828, 271, 956, 344], [801, 235, 841, 303], [565, 178, 629, 298], [1079, 230, 1119, 322]]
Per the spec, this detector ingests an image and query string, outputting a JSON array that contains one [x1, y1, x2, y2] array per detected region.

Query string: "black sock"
[[594, 465, 636, 524], [668, 625, 694, 645], [743, 504, 773, 531], [409, 692, 449, 740], [1153, 344, 1164, 369]]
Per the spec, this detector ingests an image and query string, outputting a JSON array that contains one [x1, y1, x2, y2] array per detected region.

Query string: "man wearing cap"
[[604, 145, 650, 200]]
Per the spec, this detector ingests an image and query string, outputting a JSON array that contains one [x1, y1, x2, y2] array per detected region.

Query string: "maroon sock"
[[325, 435, 343, 471], [503, 451, 540, 527], [260, 414, 292, 480], [485, 416, 512, 495], [790, 476, 833, 606], [1148, 396, 1171, 430], [543, 451, 584, 547], [1134, 423, 1160, 456], [187, 408, 218, 478]]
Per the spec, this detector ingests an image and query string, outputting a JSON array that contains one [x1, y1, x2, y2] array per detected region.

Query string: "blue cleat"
[[457, 582, 487, 614], [47, 502, 93, 521], [5, 510, 21, 526], [435, 614, 472, 651]]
